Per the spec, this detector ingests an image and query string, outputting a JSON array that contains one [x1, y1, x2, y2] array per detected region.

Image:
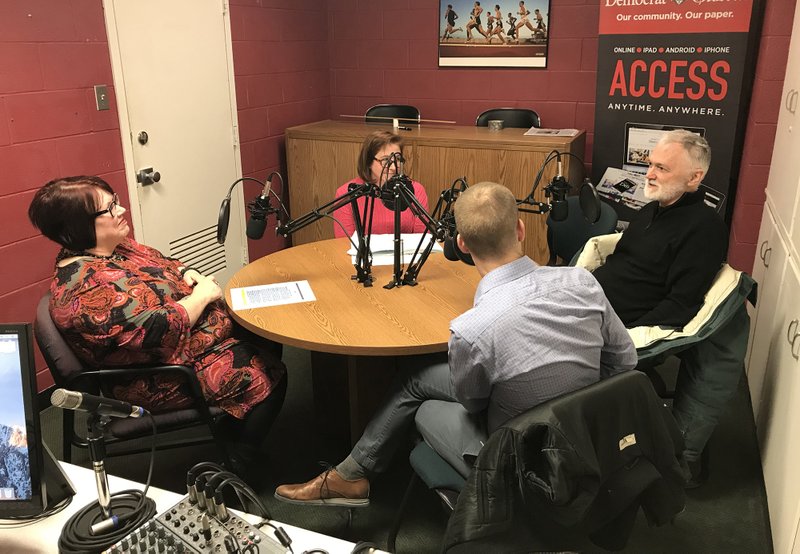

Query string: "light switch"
[[94, 85, 110, 111]]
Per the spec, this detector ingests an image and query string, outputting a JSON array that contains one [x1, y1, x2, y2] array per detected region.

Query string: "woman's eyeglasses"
[[92, 193, 119, 218]]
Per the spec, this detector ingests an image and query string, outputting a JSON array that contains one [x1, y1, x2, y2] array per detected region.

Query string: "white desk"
[[0, 462, 373, 553]]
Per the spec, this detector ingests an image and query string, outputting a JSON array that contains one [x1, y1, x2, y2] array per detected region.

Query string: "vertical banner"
[[591, 0, 762, 222]]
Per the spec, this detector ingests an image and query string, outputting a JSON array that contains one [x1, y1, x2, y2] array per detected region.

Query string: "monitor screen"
[[622, 122, 706, 173], [0, 323, 46, 517]]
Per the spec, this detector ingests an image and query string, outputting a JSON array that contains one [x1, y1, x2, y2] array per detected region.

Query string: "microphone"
[[217, 173, 282, 244], [246, 192, 271, 240], [545, 154, 570, 222], [380, 153, 415, 212], [50, 388, 145, 418], [439, 179, 474, 266]]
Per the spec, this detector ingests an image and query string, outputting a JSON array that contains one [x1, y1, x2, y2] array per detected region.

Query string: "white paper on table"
[[229, 280, 316, 311], [346, 233, 443, 266]]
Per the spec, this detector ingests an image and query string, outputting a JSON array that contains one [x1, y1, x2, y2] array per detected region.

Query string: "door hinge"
[[241, 246, 249, 266], [232, 124, 240, 149], [222, 0, 228, 15]]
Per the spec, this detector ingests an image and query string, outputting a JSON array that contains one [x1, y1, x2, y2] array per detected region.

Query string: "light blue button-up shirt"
[[449, 256, 637, 433]]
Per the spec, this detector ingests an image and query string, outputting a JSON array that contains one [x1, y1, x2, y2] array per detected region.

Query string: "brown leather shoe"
[[274, 469, 370, 507]]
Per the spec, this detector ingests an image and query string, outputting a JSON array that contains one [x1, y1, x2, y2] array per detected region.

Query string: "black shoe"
[[225, 442, 266, 489], [685, 458, 707, 489]]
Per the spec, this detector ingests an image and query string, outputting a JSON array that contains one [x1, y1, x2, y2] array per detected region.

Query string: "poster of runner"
[[439, 0, 550, 67], [591, 0, 763, 223]]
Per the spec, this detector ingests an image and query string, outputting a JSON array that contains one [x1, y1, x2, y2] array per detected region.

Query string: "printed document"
[[230, 280, 315, 311]]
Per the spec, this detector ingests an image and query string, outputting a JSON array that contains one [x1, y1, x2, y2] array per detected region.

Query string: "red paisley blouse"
[[49, 238, 285, 419]]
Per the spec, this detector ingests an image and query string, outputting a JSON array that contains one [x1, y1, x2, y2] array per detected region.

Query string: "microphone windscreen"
[[443, 236, 460, 261], [381, 176, 415, 212], [246, 217, 268, 240], [579, 180, 601, 223], [217, 198, 231, 244], [550, 199, 568, 222]]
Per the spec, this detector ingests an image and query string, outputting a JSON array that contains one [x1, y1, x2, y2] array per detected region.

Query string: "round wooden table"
[[225, 238, 481, 355], [224, 238, 481, 440]]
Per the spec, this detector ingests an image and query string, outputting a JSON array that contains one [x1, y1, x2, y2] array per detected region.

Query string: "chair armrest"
[[63, 365, 212, 415], [573, 233, 622, 271]]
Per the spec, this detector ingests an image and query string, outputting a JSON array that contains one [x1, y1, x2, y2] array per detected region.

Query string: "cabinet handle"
[[789, 319, 799, 346], [763, 247, 772, 268], [793, 334, 800, 361], [759, 240, 770, 264], [788, 89, 799, 114]]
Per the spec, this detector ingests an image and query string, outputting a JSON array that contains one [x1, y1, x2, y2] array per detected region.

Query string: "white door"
[[104, 0, 246, 285]]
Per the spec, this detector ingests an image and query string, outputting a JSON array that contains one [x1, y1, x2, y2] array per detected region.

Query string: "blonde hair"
[[454, 182, 518, 259]]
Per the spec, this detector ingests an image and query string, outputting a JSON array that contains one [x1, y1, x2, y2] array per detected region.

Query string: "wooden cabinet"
[[748, 2, 800, 552], [284, 120, 586, 265]]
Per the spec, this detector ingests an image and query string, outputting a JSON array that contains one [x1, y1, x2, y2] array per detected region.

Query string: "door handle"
[[759, 240, 770, 265], [136, 167, 161, 186], [788, 319, 798, 348], [787, 89, 798, 114]]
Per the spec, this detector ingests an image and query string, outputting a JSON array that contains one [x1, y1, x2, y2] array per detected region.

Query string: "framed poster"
[[439, 0, 550, 67]]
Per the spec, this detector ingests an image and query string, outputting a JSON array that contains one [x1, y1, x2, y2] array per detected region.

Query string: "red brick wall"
[[0, 0, 126, 391], [327, 0, 797, 274], [229, 0, 331, 260]]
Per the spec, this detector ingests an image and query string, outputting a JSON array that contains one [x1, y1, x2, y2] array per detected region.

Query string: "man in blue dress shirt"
[[274, 182, 637, 506]]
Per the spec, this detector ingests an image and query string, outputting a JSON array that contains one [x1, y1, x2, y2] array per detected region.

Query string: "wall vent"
[[169, 225, 227, 276]]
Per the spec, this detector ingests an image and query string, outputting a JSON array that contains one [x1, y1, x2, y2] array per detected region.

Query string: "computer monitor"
[[622, 122, 706, 174], [0, 323, 72, 518]]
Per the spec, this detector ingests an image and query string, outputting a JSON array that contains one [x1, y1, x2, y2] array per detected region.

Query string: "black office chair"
[[546, 197, 618, 265], [475, 108, 541, 129], [365, 104, 420, 125], [34, 294, 230, 465]]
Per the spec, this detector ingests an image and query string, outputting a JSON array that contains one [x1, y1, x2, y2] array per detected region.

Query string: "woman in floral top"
[[28, 176, 287, 466]]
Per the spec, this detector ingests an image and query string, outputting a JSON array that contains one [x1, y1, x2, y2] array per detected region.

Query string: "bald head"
[[454, 182, 520, 260]]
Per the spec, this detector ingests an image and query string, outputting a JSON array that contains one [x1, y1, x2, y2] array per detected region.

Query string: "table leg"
[[310, 352, 397, 445]]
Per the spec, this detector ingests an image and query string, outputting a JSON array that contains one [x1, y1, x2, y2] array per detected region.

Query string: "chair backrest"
[[546, 197, 618, 265], [34, 293, 96, 392], [365, 104, 420, 125], [443, 371, 687, 552], [475, 108, 541, 129]]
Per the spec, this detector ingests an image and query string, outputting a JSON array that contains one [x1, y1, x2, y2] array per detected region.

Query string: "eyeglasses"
[[92, 193, 119, 218], [374, 152, 402, 165]]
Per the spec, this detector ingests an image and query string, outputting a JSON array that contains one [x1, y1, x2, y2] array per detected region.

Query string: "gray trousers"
[[350, 353, 486, 478]]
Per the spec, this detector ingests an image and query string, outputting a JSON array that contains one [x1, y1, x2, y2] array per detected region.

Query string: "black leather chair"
[[546, 197, 618, 265], [365, 104, 420, 125], [34, 294, 229, 465], [475, 108, 541, 129]]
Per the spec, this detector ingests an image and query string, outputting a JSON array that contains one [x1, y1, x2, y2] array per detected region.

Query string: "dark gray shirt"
[[449, 256, 637, 432]]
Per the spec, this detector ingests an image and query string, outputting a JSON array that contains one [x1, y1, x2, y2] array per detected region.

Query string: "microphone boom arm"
[[276, 183, 381, 286]]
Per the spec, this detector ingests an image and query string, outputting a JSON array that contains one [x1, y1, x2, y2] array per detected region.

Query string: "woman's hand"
[[177, 274, 222, 326], [192, 274, 222, 303], [182, 268, 202, 287]]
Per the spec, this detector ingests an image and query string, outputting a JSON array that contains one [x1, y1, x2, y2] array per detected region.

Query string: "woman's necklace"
[[57, 248, 127, 262], [80, 251, 127, 261]]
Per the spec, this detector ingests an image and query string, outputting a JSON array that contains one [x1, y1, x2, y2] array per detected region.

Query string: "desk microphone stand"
[[277, 182, 380, 287], [87, 413, 114, 521], [382, 177, 460, 289]]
